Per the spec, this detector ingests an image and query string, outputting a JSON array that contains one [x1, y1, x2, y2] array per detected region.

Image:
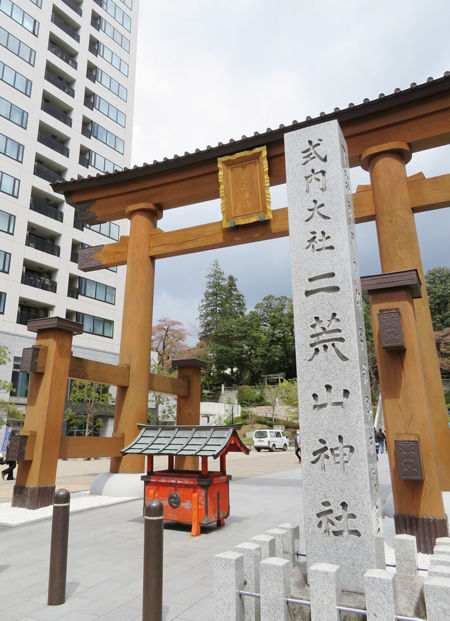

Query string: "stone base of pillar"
[[11, 484, 55, 509], [394, 513, 449, 554]]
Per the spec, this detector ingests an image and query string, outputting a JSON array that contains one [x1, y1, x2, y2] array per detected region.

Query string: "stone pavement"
[[0, 459, 303, 620], [1, 453, 448, 619]]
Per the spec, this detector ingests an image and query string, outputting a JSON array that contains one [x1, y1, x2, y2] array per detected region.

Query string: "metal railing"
[[41, 100, 72, 127], [30, 198, 63, 222], [70, 250, 79, 263], [86, 68, 96, 82], [90, 16, 101, 31], [84, 95, 94, 110], [67, 286, 79, 299], [34, 162, 65, 183], [22, 272, 57, 293], [81, 125, 92, 138], [17, 310, 48, 325], [37, 132, 69, 157], [26, 232, 61, 257], [73, 216, 85, 230], [61, 0, 82, 17], [48, 42, 77, 69], [45, 70, 75, 97], [88, 42, 98, 56], [78, 155, 89, 169], [51, 13, 80, 42]]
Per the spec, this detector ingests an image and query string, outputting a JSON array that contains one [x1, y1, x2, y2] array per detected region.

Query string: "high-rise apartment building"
[[0, 0, 139, 411]]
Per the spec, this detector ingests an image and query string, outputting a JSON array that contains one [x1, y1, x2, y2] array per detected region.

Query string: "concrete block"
[[428, 564, 450, 579], [309, 562, 341, 621], [424, 575, 450, 621], [435, 537, 450, 550], [260, 557, 290, 621], [278, 522, 299, 561], [235, 542, 262, 621], [266, 528, 290, 563], [364, 569, 397, 621], [430, 553, 450, 567], [214, 551, 245, 621], [394, 534, 417, 575], [433, 544, 450, 556], [250, 535, 275, 559]]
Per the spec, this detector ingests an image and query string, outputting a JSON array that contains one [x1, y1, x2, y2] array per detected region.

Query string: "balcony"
[[61, 0, 82, 17], [70, 249, 79, 263], [81, 125, 92, 138], [51, 13, 80, 42], [34, 162, 65, 183], [86, 68, 96, 82], [67, 286, 79, 299], [37, 132, 69, 158], [91, 16, 101, 31], [30, 197, 63, 222], [79, 154, 89, 168], [84, 95, 94, 110], [26, 232, 61, 257], [89, 42, 98, 56], [45, 69, 75, 97], [22, 272, 57, 293], [17, 309, 49, 326], [48, 42, 77, 69], [73, 216, 85, 230], [41, 99, 72, 127]]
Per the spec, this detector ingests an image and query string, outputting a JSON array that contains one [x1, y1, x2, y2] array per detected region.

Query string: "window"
[[76, 312, 114, 338], [79, 277, 116, 304], [98, 41, 128, 76], [0, 26, 36, 65], [0, 60, 32, 96], [10, 357, 30, 398], [119, 0, 132, 8], [92, 122, 124, 154], [0, 133, 24, 162], [29, 0, 42, 6], [0, 0, 39, 36], [93, 94, 125, 127], [98, 17, 130, 52], [86, 220, 120, 240], [0, 209, 15, 234], [0, 250, 11, 273], [96, 68, 127, 101], [98, 0, 131, 31], [0, 171, 20, 197], [0, 95, 28, 128], [88, 149, 122, 175], [0, 291, 5, 313]]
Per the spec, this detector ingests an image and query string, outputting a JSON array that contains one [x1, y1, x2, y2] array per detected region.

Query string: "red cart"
[[121, 425, 249, 536]]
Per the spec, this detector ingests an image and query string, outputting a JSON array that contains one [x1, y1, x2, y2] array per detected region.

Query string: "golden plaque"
[[218, 146, 271, 229]]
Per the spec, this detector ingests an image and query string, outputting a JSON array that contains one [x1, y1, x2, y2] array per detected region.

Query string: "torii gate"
[[11, 75, 450, 545]]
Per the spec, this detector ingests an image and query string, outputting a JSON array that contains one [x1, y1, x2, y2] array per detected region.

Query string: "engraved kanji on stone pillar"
[[285, 120, 384, 592]]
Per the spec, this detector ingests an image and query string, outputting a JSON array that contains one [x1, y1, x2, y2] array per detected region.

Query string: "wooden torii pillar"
[[361, 143, 450, 490]]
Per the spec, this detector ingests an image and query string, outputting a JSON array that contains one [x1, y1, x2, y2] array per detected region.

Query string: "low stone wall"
[[214, 528, 450, 620]]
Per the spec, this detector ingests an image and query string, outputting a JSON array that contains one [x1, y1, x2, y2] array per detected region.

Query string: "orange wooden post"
[[172, 359, 206, 472], [110, 203, 162, 474], [362, 272, 448, 552], [191, 492, 200, 537], [12, 318, 83, 509], [361, 143, 450, 490]]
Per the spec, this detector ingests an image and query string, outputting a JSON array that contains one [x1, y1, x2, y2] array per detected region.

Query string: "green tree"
[[425, 267, 450, 331], [0, 345, 24, 426], [254, 295, 296, 379], [64, 381, 112, 436], [363, 301, 379, 398], [198, 260, 228, 340]]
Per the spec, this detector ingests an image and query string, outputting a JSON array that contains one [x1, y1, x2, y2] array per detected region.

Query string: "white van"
[[253, 429, 289, 452]]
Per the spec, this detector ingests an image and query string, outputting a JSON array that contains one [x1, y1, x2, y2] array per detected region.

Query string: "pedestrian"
[[377, 428, 386, 454], [1, 430, 17, 480], [294, 429, 301, 463]]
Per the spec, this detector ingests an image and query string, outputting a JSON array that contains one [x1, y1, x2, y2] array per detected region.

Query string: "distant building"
[[0, 0, 139, 410]]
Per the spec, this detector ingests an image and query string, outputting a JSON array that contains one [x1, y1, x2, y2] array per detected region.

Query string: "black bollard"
[[48, 488, 70, 606], [143, 499, 164, 621]]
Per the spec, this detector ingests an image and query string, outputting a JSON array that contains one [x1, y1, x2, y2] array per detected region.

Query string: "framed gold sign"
[[218, 146, 271, 228]]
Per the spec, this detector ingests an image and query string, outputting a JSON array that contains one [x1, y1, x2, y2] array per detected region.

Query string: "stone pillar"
[[172, 358, 206, 471], [110, 203, 162, 474], [361, 143, 450, 490], [12, 318, 82, 509], [285, 121, 383, 592], [362, 271, 447, 552]]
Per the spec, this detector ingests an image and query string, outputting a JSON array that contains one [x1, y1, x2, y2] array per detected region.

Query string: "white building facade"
[[0, 0, 139, 409]]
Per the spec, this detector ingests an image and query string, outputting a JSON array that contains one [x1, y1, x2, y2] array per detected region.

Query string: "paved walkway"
[[0, 454, 303, 620]]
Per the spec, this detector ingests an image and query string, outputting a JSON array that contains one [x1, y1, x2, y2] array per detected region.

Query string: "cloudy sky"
[[130, 0, 449, 341]]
